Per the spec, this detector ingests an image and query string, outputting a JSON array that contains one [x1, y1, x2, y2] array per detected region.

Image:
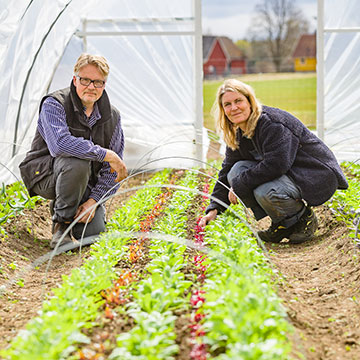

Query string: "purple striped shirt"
[[38, 97, 125, 202]]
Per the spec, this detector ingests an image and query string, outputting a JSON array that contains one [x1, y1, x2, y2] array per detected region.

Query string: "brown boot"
[[257, 222, 294, 243], [289, 207, 318, 243], [50, 222, 73, 249]]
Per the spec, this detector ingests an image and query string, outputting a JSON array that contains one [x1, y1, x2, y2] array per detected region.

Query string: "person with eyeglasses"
[[19, 53, 127, 249]]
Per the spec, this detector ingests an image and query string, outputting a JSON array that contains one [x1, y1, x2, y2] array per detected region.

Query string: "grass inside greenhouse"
[[203, 73, 316, 131]]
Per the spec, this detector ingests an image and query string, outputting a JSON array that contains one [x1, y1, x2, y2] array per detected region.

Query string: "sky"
[[201, 0, 317, 41]]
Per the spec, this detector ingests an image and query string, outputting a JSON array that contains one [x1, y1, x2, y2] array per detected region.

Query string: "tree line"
[[236, 0, 311, 73]]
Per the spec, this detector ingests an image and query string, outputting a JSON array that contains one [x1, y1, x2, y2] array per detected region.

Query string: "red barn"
[[203, 35, 246, 78]]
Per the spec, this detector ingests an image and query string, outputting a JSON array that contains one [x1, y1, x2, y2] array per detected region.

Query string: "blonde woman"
[[199, 79, 348, 243]]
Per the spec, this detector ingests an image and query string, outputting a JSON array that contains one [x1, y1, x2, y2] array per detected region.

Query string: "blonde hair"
[[212, 79, 262, 150], [73, 53, 110, 79]]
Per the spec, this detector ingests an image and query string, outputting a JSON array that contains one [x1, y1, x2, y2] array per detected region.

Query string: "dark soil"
[[263, 206, 360, 360], [1, 163, 359, 360]]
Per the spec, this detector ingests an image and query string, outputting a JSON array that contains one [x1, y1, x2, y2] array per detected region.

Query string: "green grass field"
[[203, 73, 316, 131]]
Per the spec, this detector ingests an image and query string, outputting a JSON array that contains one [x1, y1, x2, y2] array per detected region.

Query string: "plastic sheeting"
[[0, 0, 205, 185], [319, 0, 360, 162]]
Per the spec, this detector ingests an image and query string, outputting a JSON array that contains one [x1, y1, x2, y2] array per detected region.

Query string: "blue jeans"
[[227, 160, 305, 227], [32, 157, 106, 239]]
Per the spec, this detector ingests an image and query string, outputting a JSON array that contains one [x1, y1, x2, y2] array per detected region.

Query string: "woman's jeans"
[[31, 156, 106, 239], [227, 160, 305, 228]]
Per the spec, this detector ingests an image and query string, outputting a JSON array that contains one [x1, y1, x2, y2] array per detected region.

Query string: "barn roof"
[[202, 35, 217, 60], [218, 36, 243, 60], [293, 33, 316, 58], [202, 35, 243, 61]]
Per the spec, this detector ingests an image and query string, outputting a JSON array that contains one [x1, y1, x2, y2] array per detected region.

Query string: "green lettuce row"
[[327, 162, 360, 240], [0, 181, 42, 233], [1, 169, 174, 360], [92, 168, 175, 264], [202, 205, 292, 359], [342, 161, 360, 177], [107, 168, 173, 232], [110, 310, 179, 360], [110, 170, 200, 359]]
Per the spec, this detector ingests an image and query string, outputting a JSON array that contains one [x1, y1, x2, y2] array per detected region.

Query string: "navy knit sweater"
[[206, 106, 348, 214]]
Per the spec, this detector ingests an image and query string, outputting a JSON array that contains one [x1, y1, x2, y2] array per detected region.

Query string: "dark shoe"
[[50, 222, 73, 249], [258, 222, 294, 243], [289, 207, 318, 244]]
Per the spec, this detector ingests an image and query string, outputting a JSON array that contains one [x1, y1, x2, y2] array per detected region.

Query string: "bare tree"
[[248, 0, 309, 72]]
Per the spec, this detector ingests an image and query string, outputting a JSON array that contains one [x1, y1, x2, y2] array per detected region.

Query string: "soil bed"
[[264, 205, 360, 360], [0, 171, 359, 359]]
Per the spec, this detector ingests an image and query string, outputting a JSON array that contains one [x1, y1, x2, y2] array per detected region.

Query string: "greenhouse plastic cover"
[[0, 0, 205, 185], [322, 0, 360, 162]]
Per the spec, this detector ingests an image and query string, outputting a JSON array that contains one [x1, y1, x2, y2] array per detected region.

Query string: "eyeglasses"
[[76, 76, 105, 88]]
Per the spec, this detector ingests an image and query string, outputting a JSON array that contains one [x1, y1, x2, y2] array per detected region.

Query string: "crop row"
[[0, 182, 42, 238], [110, 170, 200, 359], [1, 167, 292, 359], [328, 162, 360, 243]]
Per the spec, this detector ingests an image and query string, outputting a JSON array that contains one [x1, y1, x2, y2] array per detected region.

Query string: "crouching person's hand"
[[228, 187, 239, 205], [198, 209, 218, 228], [75, 198, 97, 223], [104, 150, 128, 182]]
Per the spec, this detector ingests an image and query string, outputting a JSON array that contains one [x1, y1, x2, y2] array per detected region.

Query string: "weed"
[[8, 262, 17, 271]]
